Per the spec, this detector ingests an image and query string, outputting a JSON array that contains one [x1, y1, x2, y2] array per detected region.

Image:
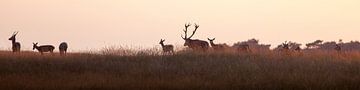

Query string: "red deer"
[[207, 38, 230, 51], [8, 31, 21, 53], [59, 42, 68, 56], [159, 39, 174, 54], [181, 23, 209, 51], [33, 43, 55, 55]]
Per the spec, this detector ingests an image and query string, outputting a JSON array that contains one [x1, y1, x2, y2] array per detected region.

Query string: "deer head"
[[181, 23, 199, 46], [8, 31, 19, 41], [282, 41, 290, 50], [33, 42, 38, 50], [159, 39, 165, 45]]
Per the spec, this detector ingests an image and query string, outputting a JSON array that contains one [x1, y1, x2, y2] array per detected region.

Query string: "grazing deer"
[[59, 42, 68, 56], [181, 23, 209, 51], [159, 39, 174, 54], [207, 38, 230, 51], [8, 31, 21, 52], [33, 43, 55, 55]]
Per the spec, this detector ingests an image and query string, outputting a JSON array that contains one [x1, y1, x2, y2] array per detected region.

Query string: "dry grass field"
[[0, 49, 360, 89]]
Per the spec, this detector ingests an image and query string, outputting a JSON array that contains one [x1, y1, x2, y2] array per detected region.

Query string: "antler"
[[181, 23, 191, 39], [187, 23, 199, 39]]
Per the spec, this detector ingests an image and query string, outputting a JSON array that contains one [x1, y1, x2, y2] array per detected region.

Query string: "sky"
[[0, 0, 359, 52]]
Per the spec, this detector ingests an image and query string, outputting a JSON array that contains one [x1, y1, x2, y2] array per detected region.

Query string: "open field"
[[0, 50, 360, 89]]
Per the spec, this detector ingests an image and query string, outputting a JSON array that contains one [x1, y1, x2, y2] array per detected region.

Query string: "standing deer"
[[159, 39, 174, 54], [8, 31, 21, 52], [33, 43, 55, 55], [59, 42, 68, 56], [181, 23, 209, 51], [207, 38, 230, 51]]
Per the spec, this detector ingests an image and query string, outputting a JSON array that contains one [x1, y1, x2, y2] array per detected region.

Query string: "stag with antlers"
[[159, 39, 174, 54], [8, 31, 21, 53], [207, 38, 230, 51], [181, 23, 209, 51]]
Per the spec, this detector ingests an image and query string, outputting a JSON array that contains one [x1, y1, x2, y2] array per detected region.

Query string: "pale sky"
[[0, 0, 359, 51]]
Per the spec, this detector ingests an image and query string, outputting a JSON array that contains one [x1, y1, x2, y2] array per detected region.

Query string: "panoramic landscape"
[[1, 0, 360, 89]]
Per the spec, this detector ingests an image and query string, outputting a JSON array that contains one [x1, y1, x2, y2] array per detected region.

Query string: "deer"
[[159, 39, 174, 54], [207, 38, 230, 51], [181, 23, 209, 51], [8, 31, 21, 53], [59, 42, 68, 56], [282, 41, 290, 50], [33, 42, 55, 55]]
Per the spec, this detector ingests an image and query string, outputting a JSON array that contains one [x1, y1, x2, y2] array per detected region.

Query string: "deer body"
[[185, 39, 209, 50], [181, 23, 209, 51], [8, 32, 21, 52], [59, 42, 68, 56], [33, 43, 55, 55], [159, 39, 174, 53]]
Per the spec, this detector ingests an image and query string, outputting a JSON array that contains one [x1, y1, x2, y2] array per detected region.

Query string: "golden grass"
[[0, 49, 360, 89]]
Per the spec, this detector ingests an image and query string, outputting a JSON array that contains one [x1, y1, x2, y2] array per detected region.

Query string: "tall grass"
[[0, 49, 360, 89]]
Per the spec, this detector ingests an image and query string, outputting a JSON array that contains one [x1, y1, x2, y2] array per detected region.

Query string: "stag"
[[8, 31, 21, 52], [181, 23, 209, 51], [33, 43, 55, 55], [59, 42, 68, 56], [159, 39, 174, 54], [207, 38, 230, 51]]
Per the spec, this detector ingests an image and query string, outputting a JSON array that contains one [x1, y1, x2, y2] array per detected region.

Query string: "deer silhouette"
[[159, 39, 174, 54], [59, 42, 68, 56], [8, 31, 21, 53], [207, 38, 230, 51], [33, 43, 55, 55], [282, 41, 290, 50], [181, 23, 209, 51]]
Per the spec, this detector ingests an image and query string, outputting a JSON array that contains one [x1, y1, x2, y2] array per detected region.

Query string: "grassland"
[[0, 49, 360, 89]]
